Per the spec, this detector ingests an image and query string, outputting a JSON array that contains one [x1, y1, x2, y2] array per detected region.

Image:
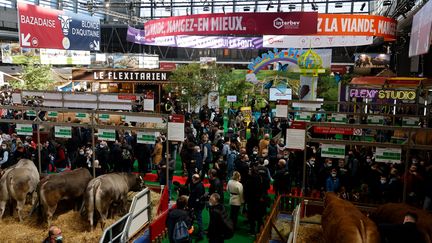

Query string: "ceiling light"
[[244, 6, 250, 11], [203, 6, 209, 11], [289, 4, 296, 10], [383, 0, 392, 6], [335, 2, 343, 8]]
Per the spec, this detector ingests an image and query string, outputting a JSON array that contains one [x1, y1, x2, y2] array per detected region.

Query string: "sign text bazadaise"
[[92, 70, 169, 81]]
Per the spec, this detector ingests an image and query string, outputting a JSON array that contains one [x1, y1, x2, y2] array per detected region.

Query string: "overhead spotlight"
[[105, 2, 110, 8], [360, 2, 366, 11], [203, 5, 210, 11], [311, 3, 318, 10], [267, 1, 274, 11], [289, 4, 296, 10], [244, 6, 250, 11], [222, 6, 225, 13], [383, 0, 392, 6], [335, 2, 343, 8]]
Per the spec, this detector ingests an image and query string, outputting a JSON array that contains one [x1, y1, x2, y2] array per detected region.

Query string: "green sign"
[[321, 144, 346, 159], [402, 117, 420, 127], [75, 113, 88, 119], [47, 111, 58, 118], [294, 112, 312, 121], [98, 129, 116, 141], [331, 114, 347, 123], [99, 114, 110, 121], [375, 147, 401, 164], [367, 115, 384, 125], [137, 132, 156, 144], [54, 126, 72, 138], [26, 110, 36, 117], [16, 124, 33, 136]]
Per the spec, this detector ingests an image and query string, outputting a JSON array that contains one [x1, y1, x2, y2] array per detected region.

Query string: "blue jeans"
[[194, 209, 204, 237]]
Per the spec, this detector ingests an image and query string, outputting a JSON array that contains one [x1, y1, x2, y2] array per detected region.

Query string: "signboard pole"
[[302, 126, 308, 195], [166, 139, 170, 205], [37, 123, 42, 174], [91, 114, 96, 178]]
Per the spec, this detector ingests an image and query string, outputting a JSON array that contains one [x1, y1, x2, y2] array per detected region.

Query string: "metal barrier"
[[291, 205, 301, 243], [255, 195, 282, 243], [100, 212, 131, 243]]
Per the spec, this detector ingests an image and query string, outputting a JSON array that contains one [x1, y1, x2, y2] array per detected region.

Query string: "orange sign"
[[317, 14, 397, 41]]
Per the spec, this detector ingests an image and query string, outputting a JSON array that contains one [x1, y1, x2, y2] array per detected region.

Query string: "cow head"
[[129, 174, 145, 192]]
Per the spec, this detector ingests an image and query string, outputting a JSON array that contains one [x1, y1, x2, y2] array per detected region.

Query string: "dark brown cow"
[[85, 173, 143, 230], [372, 203, 432, 243], [322, 192, 380, 243], [38, 168, 92, 226]]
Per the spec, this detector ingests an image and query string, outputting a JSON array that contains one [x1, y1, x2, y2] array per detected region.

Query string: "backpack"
[[173, 220, 190, 243], [121, 148, 131, 160]]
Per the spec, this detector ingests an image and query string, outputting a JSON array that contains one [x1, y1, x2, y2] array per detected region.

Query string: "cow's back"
[[98, 173, 129, 199], [322, 193, 380, 243], [6, 167, 39, 200], [372, 203, 432, 243]]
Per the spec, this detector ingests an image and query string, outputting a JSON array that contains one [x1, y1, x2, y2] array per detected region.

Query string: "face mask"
[[100, 144, 105, 148], [1, 146, 6, 149], [284, 155, 289, 159], [55, 235, 63, 242], [331, 173, 337, 177], [366, 159, 372, 163], [309, 160, 315, 165], [263, 160, 269, 166], [412, 160, 418, 164], [24, 142, 29, 147], [196, 150, 201, 153], [253, 151, 258, 155], [79, 151, 84, 155], [380, 180, 387, 184], [327, 163, 332, 167]]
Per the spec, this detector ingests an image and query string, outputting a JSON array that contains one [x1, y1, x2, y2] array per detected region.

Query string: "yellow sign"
[[378, 90, 416, 100], [240, 106, 252, 125]]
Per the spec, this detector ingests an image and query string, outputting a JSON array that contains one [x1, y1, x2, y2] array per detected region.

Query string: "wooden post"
[[37, 123, 42, 173]]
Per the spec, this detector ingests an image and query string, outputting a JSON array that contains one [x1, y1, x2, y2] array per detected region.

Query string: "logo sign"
[[55, 126, 72, 138], [26, 110, 37, 117], [97, 129, 116, 141], [317, 14, 397, 41], [313, 126, 353, 135], [75, 113, 88, 119], [137, 132, 156, 144], [263, 35, 373, 48], [375, 147, 401, 164], [321, 144, 346, 159], [227, 95, 237, 102], [16, 124, 33, 136], [168, 114, 185, 142], [72, 69, 171, 82], [349, 88, 416, 100], [118, 94, 137, 101], [144, 12, 318, 39], [47, 111, 58, 118], [402, 117, 420, 127], [18, 3, 100, 51]]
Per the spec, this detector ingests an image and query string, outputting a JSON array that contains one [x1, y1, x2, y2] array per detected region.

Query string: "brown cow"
[[38, 168, 92, 226], [372, 203, 432, 243], [85, 173, 144, 230], [322, 192, 380, 243], [0, 159, 39, 221]]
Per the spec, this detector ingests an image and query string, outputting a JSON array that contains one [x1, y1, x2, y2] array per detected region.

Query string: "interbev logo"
[[273, 17, 300, 30]]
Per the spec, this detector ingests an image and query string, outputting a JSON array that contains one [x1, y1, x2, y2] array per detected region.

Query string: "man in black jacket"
[[208, 193, 228, 243], [166, 196, 193, 243], [188, 174, 205, 241], [208, 169, 224, 203], [379, 211, 425, 243]]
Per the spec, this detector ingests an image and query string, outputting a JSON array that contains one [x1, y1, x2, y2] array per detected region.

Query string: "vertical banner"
[[143, 91, 154, 111], [0, 71, 4, 86], [137, 132, 156, 144], [240, 107, 252, 125], [16, 124, 33, 136], [276, 100, 289, 118], [286, 121, 306, 150], [55, 126, 72, 138], [208, 91, 220, 110], [97, 129, 116, 141], [168, 114, 185, 142]]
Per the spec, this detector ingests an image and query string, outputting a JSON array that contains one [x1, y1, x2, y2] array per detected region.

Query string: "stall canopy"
[[350, 77, 432, 88]]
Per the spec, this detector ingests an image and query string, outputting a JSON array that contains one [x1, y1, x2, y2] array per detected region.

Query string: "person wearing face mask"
[[326, 168, 340, 192], [43, 225, 63, 243], [73, 147, 87, 169], [318, 158, 333, 189], [403, 164, 424, 204], [95, 141, 110, 173], [306, 156, 319, 192], [378, 175, 391, 203], [273, 159, 290, 196], [0, 142, 11, 169]]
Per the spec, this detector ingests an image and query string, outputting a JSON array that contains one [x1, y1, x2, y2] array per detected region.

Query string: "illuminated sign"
[[349, 88, 416, 100]]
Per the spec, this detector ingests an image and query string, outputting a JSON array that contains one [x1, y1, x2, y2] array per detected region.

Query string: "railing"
[[291, 204, 301, 243], [255, 195, 282, 243], [100, 213, 131, 243]]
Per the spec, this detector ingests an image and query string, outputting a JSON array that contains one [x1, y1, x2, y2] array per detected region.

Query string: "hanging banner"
[[47, 111, 58, 118], [321, 144, 346, 159], [409, 0, 432, 57], [368, 115, 384, 125], [375, 147, 402, 164], [240, 107, 252, 125], [294, 112, 312, 121], [402, 117, 420, 127], [18, 2, 100, 51], [227, 95, 237, 102], [331, 114, 347, 123], [137, 132, 156, 144], [75, 113, 88, 119], [317, 14, 397, 41], [313, 126, 354, 135], [168, 114, 185, 142], [276, 100, 289, 118], [97, 129, 116, 141], [144, 12, 318, 39], [16, 124, 33, 136], [143, 91, 154, 111], [40, 49, 91, 65], [263, 35, 373, 48], [99, 114, 110, 121], [55, 126, 72, 138]]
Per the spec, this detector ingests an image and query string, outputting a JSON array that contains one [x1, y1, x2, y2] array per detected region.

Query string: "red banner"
[[118, 94, 136, 100], [313, 126, 353, 135], [144, 12, 318, 39]]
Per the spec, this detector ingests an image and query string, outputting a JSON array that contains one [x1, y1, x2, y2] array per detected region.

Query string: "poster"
[[269, 88, 292, 101], [208, 91, 220, 110], [55, 126, 72, 138], [321, 144, 346, 159], [16, 124, 33, 136], [375, 147, 402, 164], [294, 112, 312, 121], [402, 117, 420, 127], [97, 129, 116, 141], [286, 122, 306, 150], [227, 95, 237, 102], [240, 107, 252, 125], [137, 132, 156, 144], [168, 114, 185, 142], [0, 71, 4, 86], [368, 115, 384, 125], [143, 91, 154, 111], [264, 35, 373, 48], [275, 100, 289, 118], [331, 114, 347, 123]]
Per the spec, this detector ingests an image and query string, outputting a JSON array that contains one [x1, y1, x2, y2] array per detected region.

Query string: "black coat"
[[188, 181, 205, 211], [379, 222, 425, 243], [166, 208, 192, 243], [207, 204, 226, 240], [209, 177, 224, 202]]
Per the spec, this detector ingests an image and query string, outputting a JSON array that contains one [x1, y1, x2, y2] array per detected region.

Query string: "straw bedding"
[[0, 191, 161, 242]]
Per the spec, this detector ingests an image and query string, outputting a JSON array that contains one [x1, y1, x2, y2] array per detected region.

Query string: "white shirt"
[[227, 179, 244, 206]]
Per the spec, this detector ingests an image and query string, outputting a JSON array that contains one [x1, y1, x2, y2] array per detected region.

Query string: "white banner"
[[0, 71, 4, 86], [40, 49, 91, 65], [263, 35, 373, 48]]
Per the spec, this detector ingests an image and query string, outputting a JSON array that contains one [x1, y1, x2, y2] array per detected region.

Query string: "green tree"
[[12, 61, 54, 90]]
